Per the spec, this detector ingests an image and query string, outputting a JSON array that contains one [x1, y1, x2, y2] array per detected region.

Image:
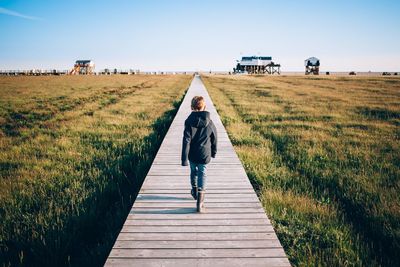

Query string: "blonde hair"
[[191, 96, 205, 111]]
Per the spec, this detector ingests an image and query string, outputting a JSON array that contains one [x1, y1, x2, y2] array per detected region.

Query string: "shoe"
[[197, 190, 205, 213], [191, 186, 198, 200]]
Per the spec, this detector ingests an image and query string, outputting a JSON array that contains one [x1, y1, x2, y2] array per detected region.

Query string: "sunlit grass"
[[0, 75, 191, 266], [203, 74, 400, 267]]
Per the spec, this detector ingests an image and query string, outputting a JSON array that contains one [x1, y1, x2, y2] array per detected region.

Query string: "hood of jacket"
[[186, 111, 210, 128]]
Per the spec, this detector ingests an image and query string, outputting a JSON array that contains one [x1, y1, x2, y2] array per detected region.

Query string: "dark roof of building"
[[241, 56, 272, 61], [75, 60, 93, 64]]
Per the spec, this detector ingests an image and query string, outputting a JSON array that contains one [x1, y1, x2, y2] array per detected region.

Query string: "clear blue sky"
[[1, 0, 399, 71]]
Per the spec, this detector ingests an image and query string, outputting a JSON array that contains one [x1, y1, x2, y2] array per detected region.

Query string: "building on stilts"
[[305, 57, 320, 75], [233, 56, 281, 74], [70, 60, 95, 75]]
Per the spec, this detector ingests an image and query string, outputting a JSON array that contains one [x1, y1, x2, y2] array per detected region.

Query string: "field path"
[[105, 75, 290, 267]]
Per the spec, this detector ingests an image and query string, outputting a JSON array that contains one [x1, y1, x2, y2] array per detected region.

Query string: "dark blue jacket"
[[181, 111, 217, 165]]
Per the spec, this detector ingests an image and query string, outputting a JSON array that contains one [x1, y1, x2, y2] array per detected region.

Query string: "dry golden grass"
[[203, 74, 400, 267], [0, 75, 191, 266]]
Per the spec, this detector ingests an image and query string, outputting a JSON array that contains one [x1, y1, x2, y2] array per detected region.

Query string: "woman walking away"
[[181, 96, 217, 212]]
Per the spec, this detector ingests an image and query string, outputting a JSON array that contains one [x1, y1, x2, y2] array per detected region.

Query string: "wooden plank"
[[143, 178, 247, 182], [142, 178, 251, 183], [141, 180, 249, 184], [129, 207, 266, 214], [143, 177, 249, 181], [141, 183, 252, 187], [108, 248, 287, 258], [152, 163, 244, 166], [135, 194, 260, 200], [148, 165, 244, 169], [140, 189, 255, 194], [115, 232, 279, 241], [106, 258, 291, 267], [142, 176, 249, 181], [120, 225, 275, 233], [134, 199, 260, 203], [140, 183, 252, 188], [132, 202, 262, 208], [146, 172, 248, 176], [140, 185, 253, 190], [147, 170, 243, 174], [123, 219, 271, 226], [113, 239, 281, 249], [127, 213, 269, 220]]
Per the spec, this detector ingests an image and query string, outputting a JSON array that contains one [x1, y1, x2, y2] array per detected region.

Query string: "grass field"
[[0, 75, 192, 266], [202, 75, 400, 267]]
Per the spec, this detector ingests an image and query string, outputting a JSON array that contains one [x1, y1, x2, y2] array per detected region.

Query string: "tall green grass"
[[0, 75, 191, 266], [203, 75, 400, 266]]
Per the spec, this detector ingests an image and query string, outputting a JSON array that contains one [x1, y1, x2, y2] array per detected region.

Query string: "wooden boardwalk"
[[105, 76, 291, 267]]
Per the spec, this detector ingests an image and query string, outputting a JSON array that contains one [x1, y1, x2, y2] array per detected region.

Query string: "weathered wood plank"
[[141, 186, 252, 190], [123, 218, 270, 226], [146, 172, 248, 177], [148, 165, 244, 169], [141, 182, 251, 185], [115, 232, 280, 241], [106, 258, 291, 267], [126, 213, 268, 220], [113, 239, 281, 249], [143, 183, 252, 187], [109, 248, 287, 258], [132, 202, 262, 208], [135, 194, 260, 200], [120, 225, 275, 233], [129, 207, 266, 214], [135, 200, 258, 205], [142, 177, 250, 181], [140, 189, 255, 194]]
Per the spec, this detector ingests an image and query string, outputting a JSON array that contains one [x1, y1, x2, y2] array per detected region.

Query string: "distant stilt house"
[[70, 60, 95, 75], [233, 56, 281, 74], [305, 57, 320, 75]]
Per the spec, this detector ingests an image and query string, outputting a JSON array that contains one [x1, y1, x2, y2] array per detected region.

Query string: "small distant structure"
[[233, 56, 281, 74], [305, 57, 320, 75], [70, 60, 95, 75], [0, 69, 68, 76]]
